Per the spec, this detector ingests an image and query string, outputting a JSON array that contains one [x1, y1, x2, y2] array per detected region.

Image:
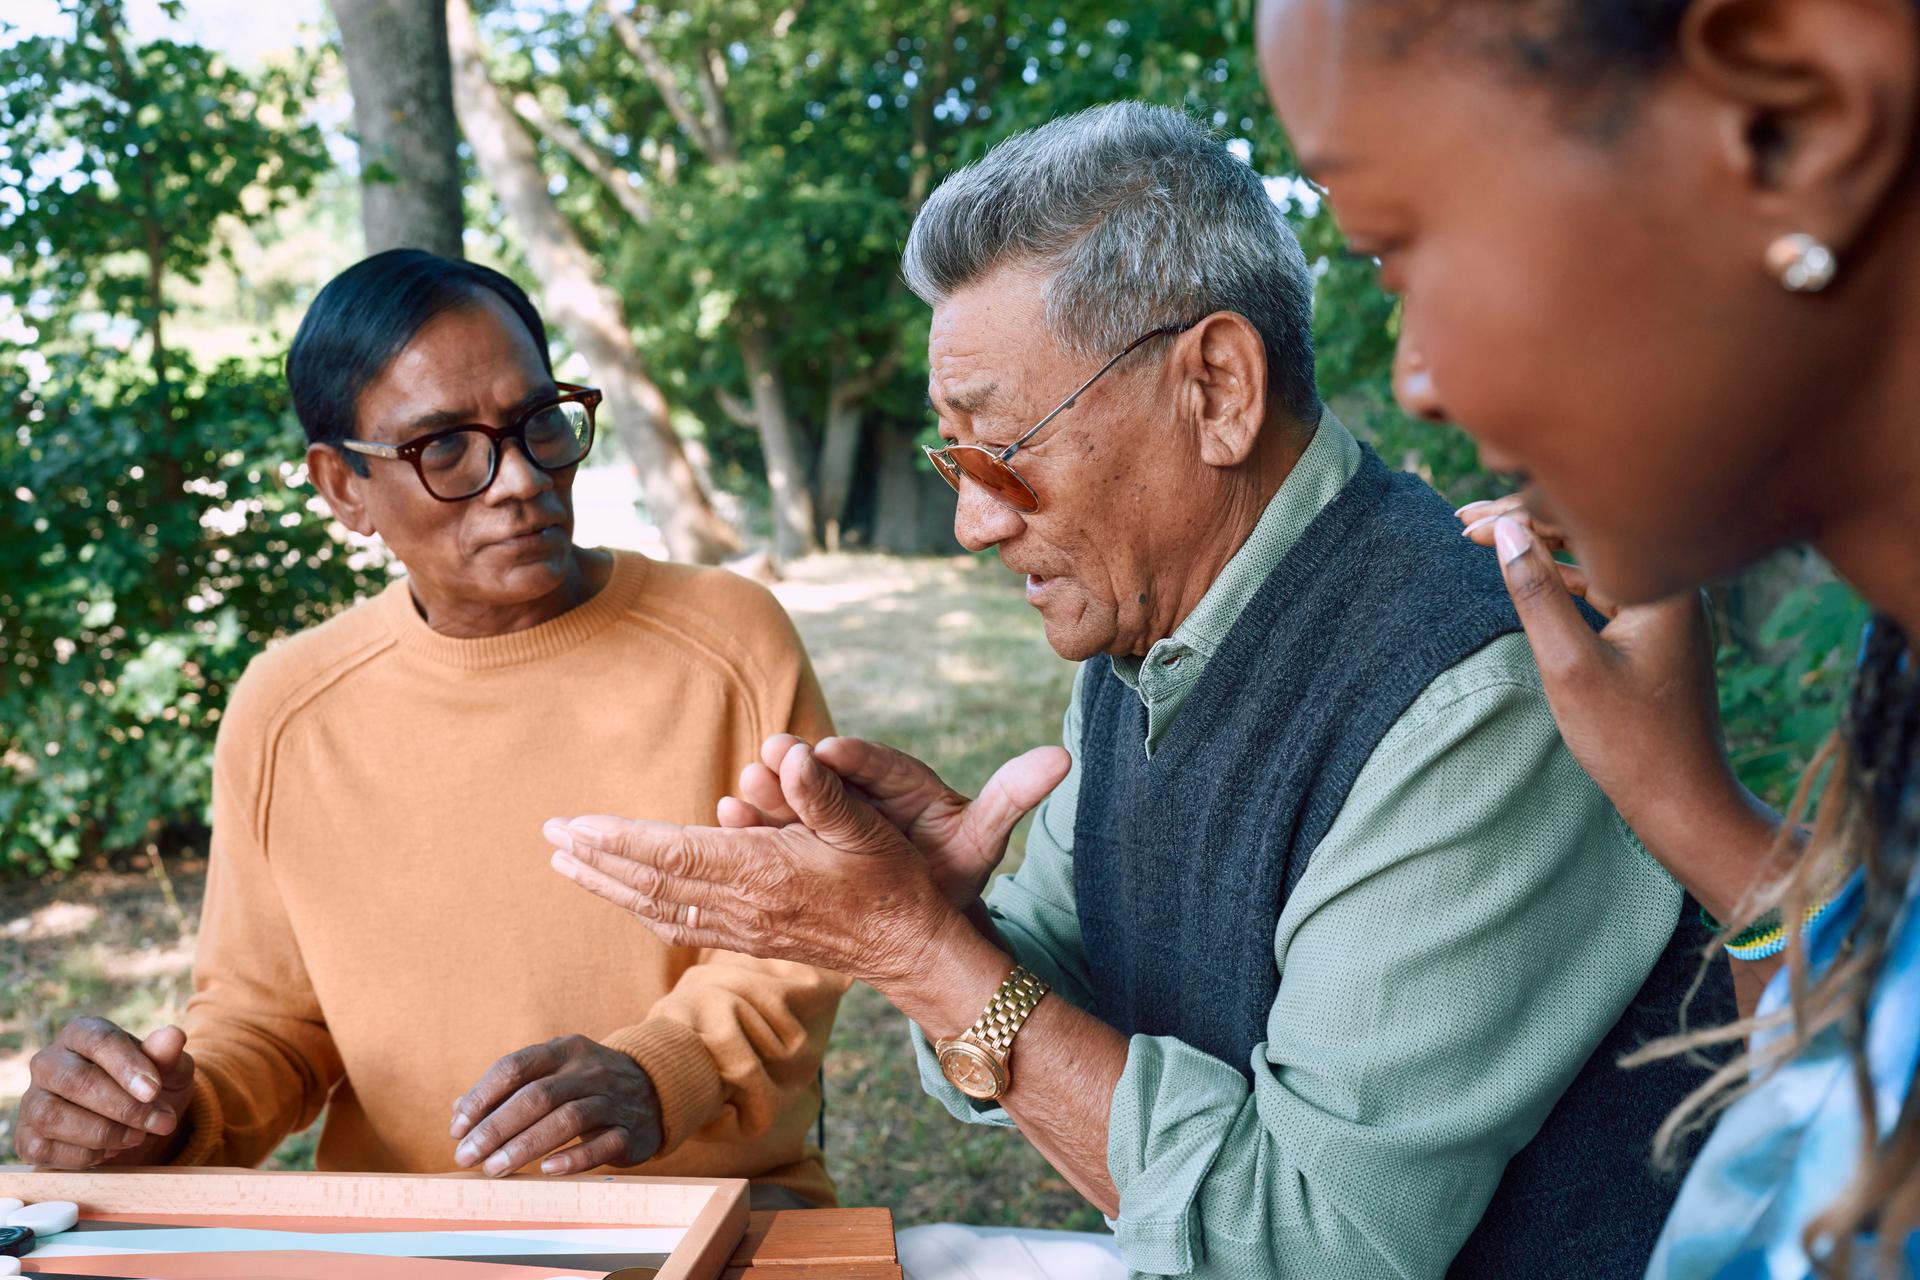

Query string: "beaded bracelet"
[[1700, 897, 1842, 963]]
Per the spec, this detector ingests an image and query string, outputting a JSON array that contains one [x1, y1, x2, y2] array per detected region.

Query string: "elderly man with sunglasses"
[[541, 102, 1730, 1280], [10, 249, 846, 1210]]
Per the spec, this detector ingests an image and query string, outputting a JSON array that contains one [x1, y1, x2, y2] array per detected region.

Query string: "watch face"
[[938, 1041, 1005, 1100]]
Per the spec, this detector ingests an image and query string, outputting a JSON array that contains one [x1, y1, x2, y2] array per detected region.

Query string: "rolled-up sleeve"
[[1104, 638, 1680, 1278]]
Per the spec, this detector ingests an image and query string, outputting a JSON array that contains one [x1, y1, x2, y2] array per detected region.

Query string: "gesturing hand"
[[450, 1036, 662, 1177], [1458, 495, 1780, 919], [14, 1019, 193, 1169], [548, 740, 965, 987], [717, 734, 1071, 911]]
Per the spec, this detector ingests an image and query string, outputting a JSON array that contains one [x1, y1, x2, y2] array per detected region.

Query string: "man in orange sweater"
[[11, 250, 847, 1208]]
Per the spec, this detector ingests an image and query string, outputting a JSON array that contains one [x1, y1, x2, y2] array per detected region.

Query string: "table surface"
[[726, 1207, 901, 1279]]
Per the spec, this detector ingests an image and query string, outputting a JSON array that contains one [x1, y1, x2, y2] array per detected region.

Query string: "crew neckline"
[[379, 548, 649, 670]]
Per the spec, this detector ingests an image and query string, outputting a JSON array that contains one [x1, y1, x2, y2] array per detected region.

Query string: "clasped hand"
[[545, 736, 1069, 986]]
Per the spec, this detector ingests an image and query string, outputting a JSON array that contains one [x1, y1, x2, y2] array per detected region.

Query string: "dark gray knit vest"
[[1073, 445, 1730, 1277]]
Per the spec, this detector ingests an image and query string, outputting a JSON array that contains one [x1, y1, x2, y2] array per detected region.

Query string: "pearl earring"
[[1765, 232, 1838, 293]]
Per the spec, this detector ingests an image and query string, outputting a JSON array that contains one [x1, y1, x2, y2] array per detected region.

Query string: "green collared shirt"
[[910, 413, 1681, 1278]]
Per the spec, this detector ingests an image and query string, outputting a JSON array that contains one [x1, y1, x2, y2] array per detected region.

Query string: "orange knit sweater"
[[174, 551, 846, 1205]]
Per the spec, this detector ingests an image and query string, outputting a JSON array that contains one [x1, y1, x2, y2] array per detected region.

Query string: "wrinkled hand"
[[450, 1035, 662, 1177], [549, 740, 964, 986], [14, 1018, 193, 1169], [1459, 495, 1779, 918], [717, 734, 1071, 910]]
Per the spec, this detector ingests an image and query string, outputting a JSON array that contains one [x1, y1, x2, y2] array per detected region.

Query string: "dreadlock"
[[1809, 619, 1920, 1276]]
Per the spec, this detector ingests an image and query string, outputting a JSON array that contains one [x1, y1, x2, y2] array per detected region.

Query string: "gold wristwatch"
[[935, 964, 1050, 1101]]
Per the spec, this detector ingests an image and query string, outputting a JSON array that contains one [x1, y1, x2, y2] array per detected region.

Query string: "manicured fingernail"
[[1494, 515, 1533, 565], [542, 819, 573, 852], [1460, 513, 1499, 539], [1454, 500, 1489, 518], [483, 1152, 510, 1176], [450, 1112, 471, 1140], [1398, 366, 1436, 408], [129, 1074, 159, 1103], [456, 1140, 479, 1165], [541, 1158, 563, 1174], [551, 850, 579, 877], [145, 1109, 175, 1134]]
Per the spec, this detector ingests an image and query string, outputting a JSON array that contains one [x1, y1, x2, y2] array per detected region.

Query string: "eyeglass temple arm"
[[999, 326, 1183, 462]]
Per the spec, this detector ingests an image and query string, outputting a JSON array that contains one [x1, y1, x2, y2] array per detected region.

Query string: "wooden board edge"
[[734, 1207, 897, 1267], [655, 1177, 749, 1280], [0, 1166, 737, 1227]]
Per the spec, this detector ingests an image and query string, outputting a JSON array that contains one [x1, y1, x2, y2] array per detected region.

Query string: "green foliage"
[[0, 2, 373, 876], [1718, 581, 1872, 810], [0, 0, 327, 352], [1, 361, 382, 876], [476, 0, 1465, 521]]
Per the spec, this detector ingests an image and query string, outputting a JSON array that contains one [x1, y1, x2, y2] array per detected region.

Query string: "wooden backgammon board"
[[0, 1167, 749, 1280]]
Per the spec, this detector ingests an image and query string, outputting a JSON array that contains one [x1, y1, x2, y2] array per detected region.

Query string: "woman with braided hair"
[[1257, 0, 1918, 1276]]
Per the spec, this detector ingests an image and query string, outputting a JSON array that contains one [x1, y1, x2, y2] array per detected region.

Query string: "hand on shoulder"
[[1459, 496, 1782, 922]]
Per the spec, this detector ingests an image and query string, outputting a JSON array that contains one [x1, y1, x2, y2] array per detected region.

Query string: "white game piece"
[[0, 1255, 20, 1275], [7, 1200, 78, 1235], [0, 1201, 17, 1217]]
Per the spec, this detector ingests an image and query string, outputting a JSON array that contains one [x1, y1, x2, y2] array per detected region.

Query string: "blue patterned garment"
[[1645, 852, 1920, 1279]]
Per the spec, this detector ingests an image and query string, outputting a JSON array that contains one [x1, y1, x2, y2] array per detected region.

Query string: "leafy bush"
[[0, 1, 360, 877], [1719, 579, 1872, 811], [1, 360, 382, 876]]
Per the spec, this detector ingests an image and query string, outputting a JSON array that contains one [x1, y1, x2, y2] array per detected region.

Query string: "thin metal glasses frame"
[[923, 325, 1188, 514]]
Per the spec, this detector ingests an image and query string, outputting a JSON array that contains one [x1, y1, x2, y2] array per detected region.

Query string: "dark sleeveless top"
[[1073, 446, 1730, 1277]]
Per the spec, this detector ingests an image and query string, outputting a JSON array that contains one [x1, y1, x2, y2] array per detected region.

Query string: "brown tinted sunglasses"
[[924, 325, 1189, 514]]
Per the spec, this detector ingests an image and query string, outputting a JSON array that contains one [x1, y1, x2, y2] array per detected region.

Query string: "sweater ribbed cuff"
[[601, 1018, 725, 1160], [169, 1071, 225, 1167]]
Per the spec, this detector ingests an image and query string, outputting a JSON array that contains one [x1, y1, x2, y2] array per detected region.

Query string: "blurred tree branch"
[[445, 0, 739, 562], [512, 91, 656, 225]]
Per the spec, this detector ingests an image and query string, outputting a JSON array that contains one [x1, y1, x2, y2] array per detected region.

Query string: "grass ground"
[[0, 552, 1100, 1231]]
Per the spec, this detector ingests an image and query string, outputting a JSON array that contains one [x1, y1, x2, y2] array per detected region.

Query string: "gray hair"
[[903, 101, 1321, 426]]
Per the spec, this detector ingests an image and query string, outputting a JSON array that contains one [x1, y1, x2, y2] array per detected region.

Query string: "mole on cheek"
[[1137, 593, 1147, 606]]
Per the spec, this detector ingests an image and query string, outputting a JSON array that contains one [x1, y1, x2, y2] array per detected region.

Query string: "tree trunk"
[[872, 422, 961, 555], [820, 341, 899, 553], [817, 397, 860, 554], [603, 8, 816, 562], [445, 0, 738, 563], [737, 323, 818, 562], [330, 0, 465, 259]]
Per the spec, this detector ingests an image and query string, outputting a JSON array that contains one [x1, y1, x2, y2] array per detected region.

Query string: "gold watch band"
[[969, 964, 1050, 1058]]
